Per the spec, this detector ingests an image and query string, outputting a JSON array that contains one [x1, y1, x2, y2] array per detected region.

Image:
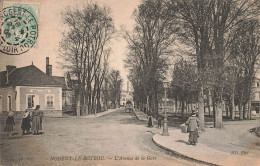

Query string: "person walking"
[[31, 105, 44, 135], [185, 110, 200, 146], [157, 116, 162, 129], [147, 113, 153, 127], [4, 112, 15, 136], [21, 109, 31, 135]]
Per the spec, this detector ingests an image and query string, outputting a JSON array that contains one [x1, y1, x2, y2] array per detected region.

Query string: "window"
[[257, 83, 260, 87], [7, 96, 11, 111], [45, 94, 54, 108], [27, 95, 35, 108]]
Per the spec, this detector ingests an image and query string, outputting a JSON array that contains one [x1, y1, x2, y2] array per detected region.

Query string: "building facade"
[[0, 63, 62, 116], [120, 90, 133, 106], [252, 77, 260, 114]]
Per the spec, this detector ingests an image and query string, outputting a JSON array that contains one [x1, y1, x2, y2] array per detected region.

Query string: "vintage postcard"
[[1, 0, 260, 165]]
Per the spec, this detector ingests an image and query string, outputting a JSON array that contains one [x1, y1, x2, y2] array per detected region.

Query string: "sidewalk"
[[133, 109, 148, 121], [133, 110, 260, 165], [153, 120, 260, 166], [81, 108, 121, 118]]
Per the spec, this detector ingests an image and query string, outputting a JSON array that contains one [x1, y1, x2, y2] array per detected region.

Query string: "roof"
[[0, 65, 62, 88], [52, 76, 66, 88], [254, 77, 260, 82]]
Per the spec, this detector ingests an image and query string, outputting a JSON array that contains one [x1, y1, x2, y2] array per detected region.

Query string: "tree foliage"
[[107, 70, 122, 109], [59, 3, 115, 115], [124, 0, 178, 114]]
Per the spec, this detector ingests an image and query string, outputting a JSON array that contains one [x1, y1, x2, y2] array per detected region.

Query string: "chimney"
[[46, 57, 49, 76], [6, 65, 16, 84], [48, 65, 52, 77]]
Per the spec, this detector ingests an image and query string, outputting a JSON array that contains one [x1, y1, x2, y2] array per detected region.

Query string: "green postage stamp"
[[0, 1, 39, 55]]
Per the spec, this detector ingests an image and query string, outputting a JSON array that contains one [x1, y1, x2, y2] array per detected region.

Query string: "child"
[[4, 112, 15, 136]]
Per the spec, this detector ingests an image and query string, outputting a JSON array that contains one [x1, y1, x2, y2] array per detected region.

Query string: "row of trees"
[[123, 0, 177, 115], [59, 3, 122, 115], [125, 0, 260, 129]]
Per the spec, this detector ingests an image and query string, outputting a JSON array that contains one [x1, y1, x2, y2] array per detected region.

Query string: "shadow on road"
[[176, 140, 190, 145]]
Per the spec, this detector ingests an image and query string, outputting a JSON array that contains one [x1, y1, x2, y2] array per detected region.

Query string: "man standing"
[[185, 110, 200, 146]]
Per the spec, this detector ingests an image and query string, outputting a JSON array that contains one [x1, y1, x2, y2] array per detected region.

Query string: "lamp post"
[[162, 81, 169, 136]]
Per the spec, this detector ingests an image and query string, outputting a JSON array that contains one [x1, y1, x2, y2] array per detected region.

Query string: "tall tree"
[[169, 59, 198, 115], [230, 19, 260, 120], [171, 0, 260, 128], [59, 3, 115, 115], [124, 0, 178, 115], [108, 70, 122, 109]]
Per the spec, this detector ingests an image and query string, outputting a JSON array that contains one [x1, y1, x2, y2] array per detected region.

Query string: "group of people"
[[4, 105, 44, 136], [147, 110, 200, 146], [147, 113, 162, 128]]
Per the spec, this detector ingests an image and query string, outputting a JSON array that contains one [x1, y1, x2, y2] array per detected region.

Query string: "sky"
[[0, 0, 141, 90], [1, 0, 259, 88]]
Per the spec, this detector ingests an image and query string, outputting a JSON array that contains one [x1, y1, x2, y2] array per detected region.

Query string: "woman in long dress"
[[147, 112, 153, 127], [185, 110, 200, 146], [21, 109, 31, 135], [31, 105, 44, 135]]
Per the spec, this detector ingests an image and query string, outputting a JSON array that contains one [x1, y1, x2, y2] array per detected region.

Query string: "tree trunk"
[[76, 93, 81, 117], [225, 102, 228, 118], [181, 100, 185, 115], [80, 92, 86, 116], [231, 85, 235, 120], [207, 99, 211, 116], [212, 98, 216, 127], [243, 103, 247, 120], [247, 101, 252, 120], [229, 102, 232, 119], [247, 82, 252, 119], [238, 103, 243, 120], [198, 85, 205, 131], [175, 98, 178, 115], [215, 101, 223, 128]]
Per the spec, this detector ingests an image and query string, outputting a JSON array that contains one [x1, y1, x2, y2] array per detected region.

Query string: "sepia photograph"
[[0, 0, 260, 165]]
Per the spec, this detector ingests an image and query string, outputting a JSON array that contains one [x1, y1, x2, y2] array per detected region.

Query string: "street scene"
[[1, 0, 260, 165], [0, 108, 195, 166]]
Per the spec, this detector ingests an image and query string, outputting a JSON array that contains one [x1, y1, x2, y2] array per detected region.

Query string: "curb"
[[133, 109, 145, 121], [81, 108, 120, 118], [133, 109, 141, 120], [152, 135, 219, 166]]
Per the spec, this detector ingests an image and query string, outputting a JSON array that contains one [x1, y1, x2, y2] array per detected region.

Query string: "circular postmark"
[[0, 6, 38, 55]]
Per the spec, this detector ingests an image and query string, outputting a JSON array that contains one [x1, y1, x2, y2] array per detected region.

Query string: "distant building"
[[120, 90, 133, 106], [252, 77, 260, 114], [120, 81, 134, 106]]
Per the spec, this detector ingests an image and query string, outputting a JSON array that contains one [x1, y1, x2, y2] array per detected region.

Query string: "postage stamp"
[[0, 2, 39, 55]]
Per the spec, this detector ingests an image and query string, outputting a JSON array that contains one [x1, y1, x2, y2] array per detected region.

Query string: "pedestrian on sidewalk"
[[21, 109, 31, 135], [157, 115, 162, 129], [4, 111, 15, 136], [185, 110, 200, 146], [147, 112, 153, 127]]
